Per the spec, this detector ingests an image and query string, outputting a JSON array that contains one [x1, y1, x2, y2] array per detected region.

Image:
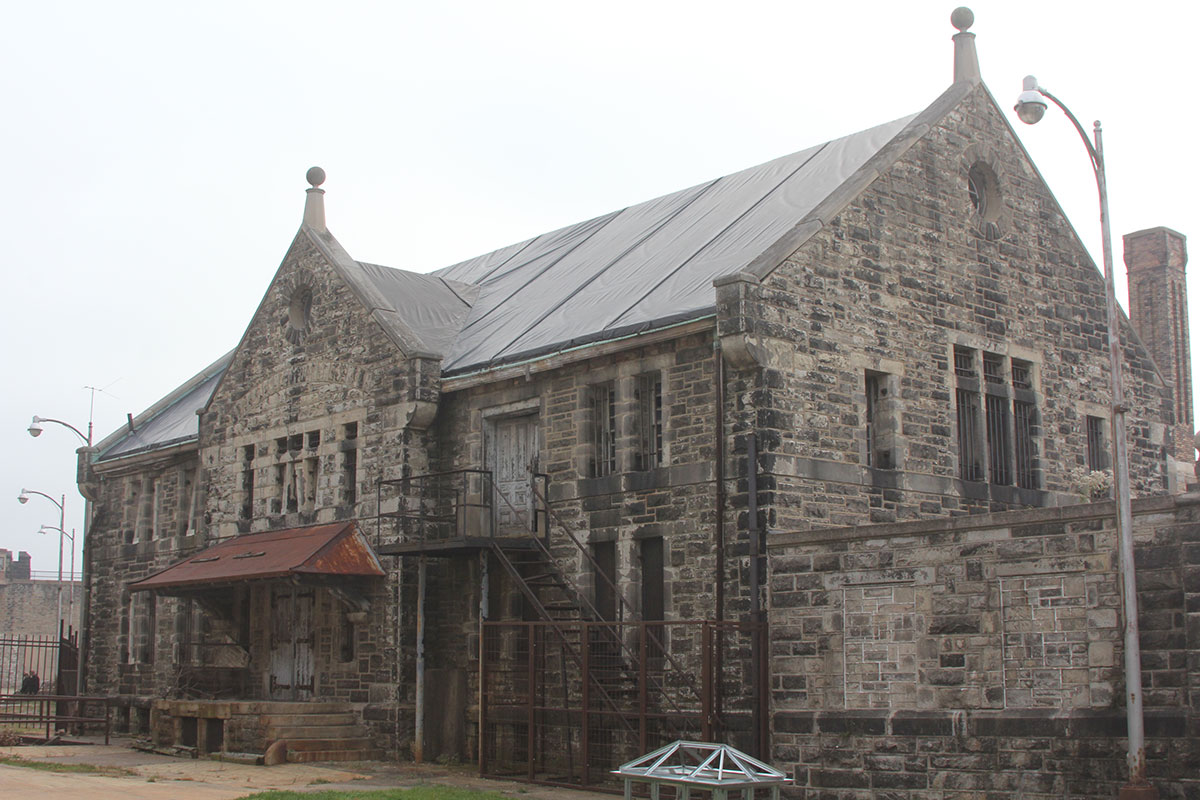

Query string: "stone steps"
[[260, 712, 358, 727], [266, 723, 368, 739], [288, 747, 384, 763], [256, 701, 380, 763]]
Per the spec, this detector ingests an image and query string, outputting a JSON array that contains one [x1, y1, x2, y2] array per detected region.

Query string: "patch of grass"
[[0, 755, 133, 777], [237, 788, 515, 800]]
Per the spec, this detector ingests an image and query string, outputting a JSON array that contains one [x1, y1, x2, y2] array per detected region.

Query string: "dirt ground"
[[0, 736, 617, 800]]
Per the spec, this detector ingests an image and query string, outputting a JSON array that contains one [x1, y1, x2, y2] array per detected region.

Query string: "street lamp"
[[39, 525, 76, 636], [1015, 76, 1154, 798], [27, 415, 91, 446], [25, 409, 95, 691], [17, 489, 68, 640]]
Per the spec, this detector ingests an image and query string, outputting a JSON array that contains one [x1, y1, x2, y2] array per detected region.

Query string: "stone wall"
[[718, 84, 1173, 538], [767, 493, 1200, 798], [0, 578, 80, 637]]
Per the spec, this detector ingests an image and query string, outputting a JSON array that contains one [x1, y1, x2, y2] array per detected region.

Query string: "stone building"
[[77, 11, 1195, 797]]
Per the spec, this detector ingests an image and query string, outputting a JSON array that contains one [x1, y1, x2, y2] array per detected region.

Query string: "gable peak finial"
[[951, 7, 981, 84], [951, 6, 974, 32], [303, 166, 326, 230]]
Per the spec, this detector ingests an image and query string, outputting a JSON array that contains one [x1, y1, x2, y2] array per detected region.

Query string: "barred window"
[[954, 347, 1040, 490], [1086, 415, 1108, 472], [634, 373, 664, 471], [956, 387, 984, 481], [589, 382, 617, 477]]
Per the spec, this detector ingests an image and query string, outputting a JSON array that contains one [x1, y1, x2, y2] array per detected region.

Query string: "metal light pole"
[[17, 489, 67, 637], [1015, 77, 1154, 799], [40, 525, 76, 634], [26, 411, 94, 688]]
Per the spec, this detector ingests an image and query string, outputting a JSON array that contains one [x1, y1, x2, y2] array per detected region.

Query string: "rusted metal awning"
[[129, 521, 384, 593]]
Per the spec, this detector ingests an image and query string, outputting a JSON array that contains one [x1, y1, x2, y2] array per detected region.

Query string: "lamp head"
[[1014, 75, 1047, 125], [27, 416, 43, 438], [17, 490, 29, 504]]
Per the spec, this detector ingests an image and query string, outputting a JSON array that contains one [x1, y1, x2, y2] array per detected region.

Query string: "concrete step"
[[250, 701, 349, 715], [260, 712, 358, 727], [288, 748, 384, 763], [266, 724, 370, 739], [285, 736, 376, 752]]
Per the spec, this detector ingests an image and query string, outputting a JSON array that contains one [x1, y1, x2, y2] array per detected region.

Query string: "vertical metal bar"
[[580, 622, 590, 786], [713, 341, 726, 728], [478, 555, 489, 776], [526, 623, 536, 781], [415, 555, 426, 763], [638, 623, 648, 754], [701, 622, 713, 742], [747, 433, 764, 756]]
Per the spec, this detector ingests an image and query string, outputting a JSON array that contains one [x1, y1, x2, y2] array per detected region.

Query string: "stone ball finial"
[[951, 7, 974, 32], [306, 166, 326, 188]]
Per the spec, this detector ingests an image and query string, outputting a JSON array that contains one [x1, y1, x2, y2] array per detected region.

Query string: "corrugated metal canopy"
[[128, 522, 384, 592], [436, 114, 915, 374]]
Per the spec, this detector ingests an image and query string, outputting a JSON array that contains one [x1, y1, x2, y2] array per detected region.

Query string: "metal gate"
[[0, 633, 75, 695], [480, 619, 765, 788]]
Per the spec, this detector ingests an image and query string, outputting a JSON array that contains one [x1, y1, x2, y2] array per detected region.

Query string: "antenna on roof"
[[304, 166, 327, 231], [951, 7, 980, 85]]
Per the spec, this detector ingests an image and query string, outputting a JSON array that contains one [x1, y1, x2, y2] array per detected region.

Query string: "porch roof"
[[128, 521, 385, 592]]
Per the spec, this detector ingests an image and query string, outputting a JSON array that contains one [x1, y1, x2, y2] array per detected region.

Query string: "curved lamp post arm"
[[18, 488, 64, 510], [29, 415, 92, 445], [1032, 86, 1102, 173]]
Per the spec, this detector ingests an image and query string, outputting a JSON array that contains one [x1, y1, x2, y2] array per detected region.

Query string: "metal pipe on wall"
[[414, 554, 426, 762]]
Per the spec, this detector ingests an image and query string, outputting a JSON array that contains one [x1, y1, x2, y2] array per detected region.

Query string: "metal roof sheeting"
[[128, 521, 384, 592], [437, 114, 915, 373], [97, 352, 233, 462]]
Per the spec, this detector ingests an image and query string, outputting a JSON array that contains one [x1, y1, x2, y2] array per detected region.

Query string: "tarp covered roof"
[[128, 521, 384, 592], [96, 351, 232, 462], [436, 113, 915, 373]]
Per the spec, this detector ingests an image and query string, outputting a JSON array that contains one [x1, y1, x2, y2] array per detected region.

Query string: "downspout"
[[713, 339, 726, 729], [414, 554, 426, 762]]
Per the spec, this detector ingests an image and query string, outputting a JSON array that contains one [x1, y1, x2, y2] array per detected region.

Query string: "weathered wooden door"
[[487, 414, 539, 534], [269, 587, 314, 699]]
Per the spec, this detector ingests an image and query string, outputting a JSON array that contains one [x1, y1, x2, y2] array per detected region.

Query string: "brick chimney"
[[1123, 227, 1192, 468]]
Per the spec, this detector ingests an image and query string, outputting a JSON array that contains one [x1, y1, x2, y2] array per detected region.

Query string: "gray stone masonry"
[[768, 492, 1200, 799]]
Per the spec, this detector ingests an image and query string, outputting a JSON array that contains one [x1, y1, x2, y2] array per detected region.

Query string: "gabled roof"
[[436, 113, 919, 374], [128, 521, 384, 592]]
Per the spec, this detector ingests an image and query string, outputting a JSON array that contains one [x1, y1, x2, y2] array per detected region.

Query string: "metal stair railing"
[[489, 478, 702, 733]]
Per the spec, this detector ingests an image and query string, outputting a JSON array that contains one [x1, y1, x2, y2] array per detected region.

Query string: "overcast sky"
[[3, 0, 1197, 575]]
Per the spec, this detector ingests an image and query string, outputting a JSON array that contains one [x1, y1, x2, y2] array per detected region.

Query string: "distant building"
[[0, 548, 81, 637]]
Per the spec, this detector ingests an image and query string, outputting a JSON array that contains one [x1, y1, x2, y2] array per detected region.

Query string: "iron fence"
[[480, 619, 765, 788]]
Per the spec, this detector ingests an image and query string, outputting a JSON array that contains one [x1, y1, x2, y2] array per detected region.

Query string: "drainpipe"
[[713, 340, 726, 731], [414, 554, 426, 762], [746, 432, 764, 757]]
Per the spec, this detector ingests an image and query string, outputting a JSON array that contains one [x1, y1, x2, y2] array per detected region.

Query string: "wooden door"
[[269, 587, 314, 699], [487, 414, 539, 534]]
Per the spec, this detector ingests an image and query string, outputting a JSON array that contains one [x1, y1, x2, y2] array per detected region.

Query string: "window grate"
[[957, 388, 983, 481], [954, 347, 976, 378], [1014, 400, 1037, 489], [983, 353, 1004, 384], [1086, 415, 1107, 472], [986, 393, 1013, 485], [1011, 359, 1032, 391]]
